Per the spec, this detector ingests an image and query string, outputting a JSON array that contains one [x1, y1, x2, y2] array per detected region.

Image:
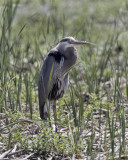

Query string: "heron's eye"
[[68, 40, 71, 44]]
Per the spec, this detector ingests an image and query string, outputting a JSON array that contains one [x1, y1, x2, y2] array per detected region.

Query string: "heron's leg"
[[53, 100, 57, 132]]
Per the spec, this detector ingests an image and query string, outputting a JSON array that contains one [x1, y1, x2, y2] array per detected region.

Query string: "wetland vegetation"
[[0, 0, 128, 159]]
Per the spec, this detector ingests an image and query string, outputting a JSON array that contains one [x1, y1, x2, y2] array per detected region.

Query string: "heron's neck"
[[62, 47, 78, 70]]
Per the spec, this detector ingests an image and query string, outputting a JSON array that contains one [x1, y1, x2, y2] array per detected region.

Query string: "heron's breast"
[[48, 74, 69, 100]]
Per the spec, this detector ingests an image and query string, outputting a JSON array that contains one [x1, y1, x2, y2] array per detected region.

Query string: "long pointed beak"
[[71, 40, 96, 46]]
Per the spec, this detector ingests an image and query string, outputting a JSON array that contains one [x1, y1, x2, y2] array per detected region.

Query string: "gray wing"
[[38, 53, 61, 120]]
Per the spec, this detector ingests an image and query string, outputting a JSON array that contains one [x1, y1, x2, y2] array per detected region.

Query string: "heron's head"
[[57, 36, 95, 51]]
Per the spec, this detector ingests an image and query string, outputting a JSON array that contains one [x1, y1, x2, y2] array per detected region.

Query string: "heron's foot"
[[52, 124, 58, 132]]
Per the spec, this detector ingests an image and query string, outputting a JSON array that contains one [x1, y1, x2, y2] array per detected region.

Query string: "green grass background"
[[0, 0, 128, 159]]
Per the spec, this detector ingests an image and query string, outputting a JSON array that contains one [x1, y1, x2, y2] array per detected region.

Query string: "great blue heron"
[[38, 37, 94, 129]]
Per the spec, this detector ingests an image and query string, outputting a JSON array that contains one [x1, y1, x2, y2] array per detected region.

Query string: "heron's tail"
[[39, 100, 52, 120], [39, 101, 47, 120], [38, 76, 48, 120], [38, 70, 53, 120]]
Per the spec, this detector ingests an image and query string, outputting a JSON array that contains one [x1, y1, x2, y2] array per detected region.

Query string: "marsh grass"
[[0, 0, 128, 159]]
